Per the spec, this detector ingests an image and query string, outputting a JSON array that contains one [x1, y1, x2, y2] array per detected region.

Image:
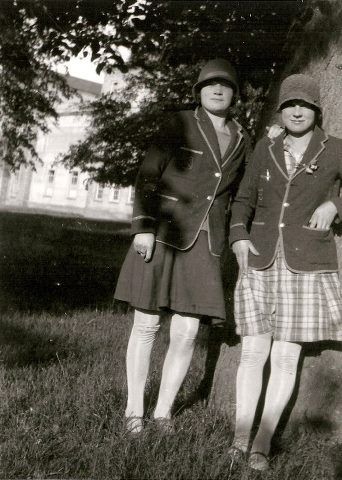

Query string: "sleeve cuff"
[[229, 223, 250, 247], [131, 215, 157, 235]]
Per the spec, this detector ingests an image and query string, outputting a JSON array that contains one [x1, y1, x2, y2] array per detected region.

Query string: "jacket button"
[[279, 222, 285, 228], [207, 195, 213, 201], [283, 202, 290, 207], [215, 172, 221, 177]]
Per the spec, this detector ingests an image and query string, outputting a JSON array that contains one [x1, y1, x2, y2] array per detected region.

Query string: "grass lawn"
[[0, 310, 340, 479], [0, 211, 131, 313], [0, 212, 341, 479]]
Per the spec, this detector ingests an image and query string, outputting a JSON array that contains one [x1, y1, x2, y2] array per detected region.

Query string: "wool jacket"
[[131, 106, 250, 256], [229, 126, 342, 272]]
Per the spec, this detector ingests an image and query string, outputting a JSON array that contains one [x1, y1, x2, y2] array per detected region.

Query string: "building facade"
[[0, 75, 134, 222]]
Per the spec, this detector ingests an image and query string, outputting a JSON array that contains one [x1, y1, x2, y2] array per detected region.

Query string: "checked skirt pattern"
[[234, 250, 342, 342]]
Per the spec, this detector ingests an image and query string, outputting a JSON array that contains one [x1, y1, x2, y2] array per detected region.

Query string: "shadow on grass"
[[0, 211, 131, 314], [0, 315, 84, 368]]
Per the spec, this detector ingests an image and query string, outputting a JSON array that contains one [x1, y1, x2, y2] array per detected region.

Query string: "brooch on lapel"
[[260, 169, 271, 181], [304, 163, 319, 174]]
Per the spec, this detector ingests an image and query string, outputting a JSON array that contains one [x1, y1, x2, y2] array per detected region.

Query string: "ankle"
[[232, 434, 250, 452], [251, 440, 271, 457], [153, 411, 172, 420]]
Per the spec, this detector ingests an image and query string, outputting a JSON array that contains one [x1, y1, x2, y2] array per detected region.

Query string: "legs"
[[125, 309, 161, 419], [125, 309, 200, 426], [233, 333, 272, 451], [154, 313, 200, 419], [232, 336, 301, 459], [251, 340, 302, 455]]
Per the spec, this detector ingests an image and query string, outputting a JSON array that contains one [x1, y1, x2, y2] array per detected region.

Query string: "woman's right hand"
[[133, 233, 156, 262], [232, 240, 259, 274]]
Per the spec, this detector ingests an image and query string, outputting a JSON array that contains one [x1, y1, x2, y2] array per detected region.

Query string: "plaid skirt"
[[234, 250, 342, 342]]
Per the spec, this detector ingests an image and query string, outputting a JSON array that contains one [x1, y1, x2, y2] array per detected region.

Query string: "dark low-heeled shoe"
[[125, 416, 143, 434], [154, 417, 175, 434], [248, 451, 270, 471]]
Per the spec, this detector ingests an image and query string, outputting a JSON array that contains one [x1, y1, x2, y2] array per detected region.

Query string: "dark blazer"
[[229, 126, 342, 272], [131, 106, 250, 256]]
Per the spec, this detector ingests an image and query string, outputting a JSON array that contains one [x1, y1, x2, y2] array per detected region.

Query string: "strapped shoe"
[[227, 444, 248, 467], [248, 451, 270, 471], [125, 416, 144, 434]]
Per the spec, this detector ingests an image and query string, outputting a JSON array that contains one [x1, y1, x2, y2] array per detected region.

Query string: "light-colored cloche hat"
[[192, 58, 239, 98], [277, 74, 321, 112]]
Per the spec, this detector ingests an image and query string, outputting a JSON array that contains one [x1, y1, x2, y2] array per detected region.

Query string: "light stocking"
[[251, 340, 301, 455], [232, 333, 272, 451], [153, 313, 200, 419], [125, 309, 160, 418]]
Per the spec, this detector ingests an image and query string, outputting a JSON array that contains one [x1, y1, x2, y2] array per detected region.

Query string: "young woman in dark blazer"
[[229, 74, 342, 471], [115, 59, 250, 433]]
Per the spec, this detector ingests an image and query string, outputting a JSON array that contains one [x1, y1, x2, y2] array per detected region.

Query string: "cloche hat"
[[192, 58, 239, 98], [277, 74, 321, 112]]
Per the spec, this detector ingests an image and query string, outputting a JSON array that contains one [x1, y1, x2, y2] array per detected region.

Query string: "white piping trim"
[[132, 215, 156, 222], [180, 147, 203, 155]]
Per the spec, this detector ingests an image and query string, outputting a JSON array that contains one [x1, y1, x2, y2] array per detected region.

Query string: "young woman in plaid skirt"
[[228, 74, 342, 471]]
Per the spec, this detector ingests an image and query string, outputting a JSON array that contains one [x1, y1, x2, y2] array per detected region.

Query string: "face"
[[281, 100, 316, 136], [200, 79, 234, 117]]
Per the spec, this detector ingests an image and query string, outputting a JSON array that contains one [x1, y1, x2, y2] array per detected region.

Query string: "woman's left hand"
[[308, 201, 338, 230], [266, 124, 284, 139]]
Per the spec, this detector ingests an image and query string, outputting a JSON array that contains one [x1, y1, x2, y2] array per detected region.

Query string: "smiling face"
[[200, 79, 234, 117], [281, 100, 316, 136]]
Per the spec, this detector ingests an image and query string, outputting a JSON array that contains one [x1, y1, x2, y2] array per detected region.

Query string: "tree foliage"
[[0, 0, 327, 182], [54, 0, 307, 185], [0, 2, 74, 169]]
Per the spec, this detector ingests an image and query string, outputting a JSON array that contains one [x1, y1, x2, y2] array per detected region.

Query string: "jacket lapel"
[[194, 107, 222, 170], [221, 119, 243, 169], [292, 126, 329, 179], [268, 133, 289, 181]]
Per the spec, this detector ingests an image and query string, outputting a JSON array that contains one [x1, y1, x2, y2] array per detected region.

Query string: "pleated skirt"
[[234, 249, 342, 342], [115, 231, 226, 321]]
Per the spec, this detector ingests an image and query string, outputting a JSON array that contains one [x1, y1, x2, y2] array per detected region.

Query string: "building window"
[[44, 169, 55, 197], [48, 169, 55, 184], [110, 185, 121, 202], [68, 170, 79, 199], [71, 171, 79, 186], [95, 183, 104, 201], [9, 170, 21, 198], [127, 186, 135, 204]]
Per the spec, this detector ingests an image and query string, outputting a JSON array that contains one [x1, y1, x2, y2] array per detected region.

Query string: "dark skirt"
[[114, 231, 226, 320]]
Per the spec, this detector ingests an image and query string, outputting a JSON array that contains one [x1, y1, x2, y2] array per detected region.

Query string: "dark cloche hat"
[[192, 58, 239, 98], [277, 74, 321, 112]]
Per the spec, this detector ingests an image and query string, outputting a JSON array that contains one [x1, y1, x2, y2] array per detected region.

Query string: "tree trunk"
[[208, 0, 342, 441]]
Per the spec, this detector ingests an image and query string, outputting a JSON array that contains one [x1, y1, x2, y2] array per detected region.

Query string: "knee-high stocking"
[[154, 313, 200, 419], [232, 334, 272, 451], [251, 340, 301, 455], [125, 309, 160, 418]]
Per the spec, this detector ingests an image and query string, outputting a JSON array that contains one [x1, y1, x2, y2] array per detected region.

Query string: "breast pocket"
[[174, 146, 203, 172]]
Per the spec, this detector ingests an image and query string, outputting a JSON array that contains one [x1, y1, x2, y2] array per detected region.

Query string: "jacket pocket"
[[302, 225, 330, 234], [157, 193, 179, 220]]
